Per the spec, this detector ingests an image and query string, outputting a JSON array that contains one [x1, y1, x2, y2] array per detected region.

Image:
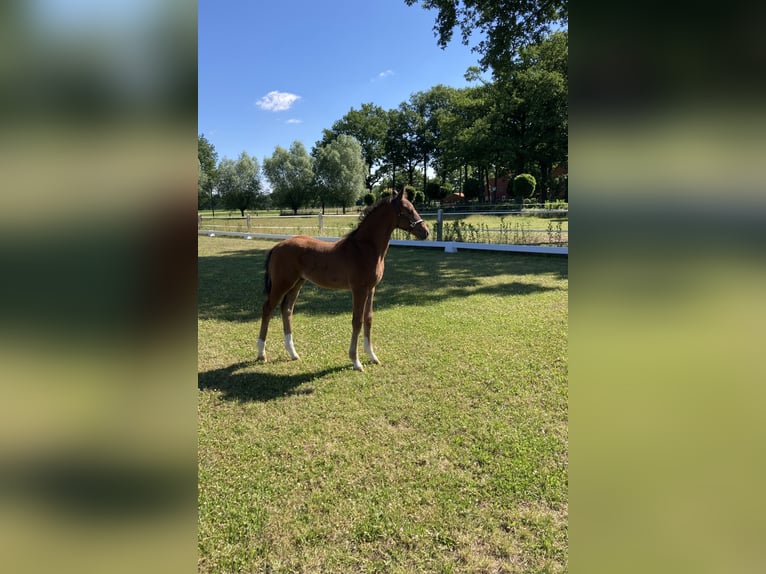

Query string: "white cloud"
[[370, 69, 395, 83], [255, 90, 301, 112], [286, 118, 302, 124]]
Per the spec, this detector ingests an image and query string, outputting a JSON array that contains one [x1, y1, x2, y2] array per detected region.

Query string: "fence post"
[[246, 214, 251, 230], [318, 213, 323, 233], [437, 209, 443, 242]]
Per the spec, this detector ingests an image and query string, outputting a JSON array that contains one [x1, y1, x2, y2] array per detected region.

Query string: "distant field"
[[198, 236, 568, 572]]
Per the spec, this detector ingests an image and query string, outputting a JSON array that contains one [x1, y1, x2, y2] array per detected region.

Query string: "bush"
[[363, 192, 375, 206], [512, 173, 537, 200], [544, 199, 568, 210]]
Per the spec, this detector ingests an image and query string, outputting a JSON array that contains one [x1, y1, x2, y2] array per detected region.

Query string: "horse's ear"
[[400, 188, 408, 200], [391, 190, 400, 201]]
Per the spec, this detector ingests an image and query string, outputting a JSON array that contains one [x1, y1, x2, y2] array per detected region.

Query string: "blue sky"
[[198, 0, 484, 165]]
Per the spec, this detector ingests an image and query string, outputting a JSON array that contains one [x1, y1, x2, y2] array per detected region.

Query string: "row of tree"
[[199, 29, 567, 214], [198, 134, 367, 215]]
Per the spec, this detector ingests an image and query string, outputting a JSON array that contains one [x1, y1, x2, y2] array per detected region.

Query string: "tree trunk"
[[463, 164, 468, 195], [540, 161, 551, 203]]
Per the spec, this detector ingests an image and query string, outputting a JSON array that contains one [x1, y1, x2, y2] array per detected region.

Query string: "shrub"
[[512, 173, 537, 200], [363, 192, 375, 206]]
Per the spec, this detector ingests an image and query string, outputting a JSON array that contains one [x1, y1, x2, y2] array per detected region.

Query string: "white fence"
[[198, 209, 568, 255], [198, 229, 568, 256]]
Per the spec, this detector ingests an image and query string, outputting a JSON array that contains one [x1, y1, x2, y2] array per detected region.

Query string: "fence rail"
[[198, 229, 568, 256], [198, 209, 569, 254]]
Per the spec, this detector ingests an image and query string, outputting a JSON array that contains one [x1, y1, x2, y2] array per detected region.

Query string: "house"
[[442, 192, 465, 205], [484, 177, 510, 202]]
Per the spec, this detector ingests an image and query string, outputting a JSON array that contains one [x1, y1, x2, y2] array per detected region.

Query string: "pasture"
[[198, 236, 568, 573]]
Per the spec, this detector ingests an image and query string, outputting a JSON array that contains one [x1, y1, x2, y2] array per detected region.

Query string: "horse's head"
[[392, 190, 429, 240]]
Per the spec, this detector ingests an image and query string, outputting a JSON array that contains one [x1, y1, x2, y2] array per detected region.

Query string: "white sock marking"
[[284, 333, 299, 360], [256, 338, 266, 360], [363, 336, 380, 364]]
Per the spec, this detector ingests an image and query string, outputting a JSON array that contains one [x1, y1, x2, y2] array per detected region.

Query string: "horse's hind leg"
[[256, 290, 280, 361], [281, 279, 305, 360], [257, 274, 292, 361]]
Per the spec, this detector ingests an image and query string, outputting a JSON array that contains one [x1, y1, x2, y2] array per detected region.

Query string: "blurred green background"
[[571, 2, 766, 572], [0, 1, 196, 573]]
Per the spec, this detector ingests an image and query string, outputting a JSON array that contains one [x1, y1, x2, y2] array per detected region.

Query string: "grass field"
[[198, 236, 568, 573]]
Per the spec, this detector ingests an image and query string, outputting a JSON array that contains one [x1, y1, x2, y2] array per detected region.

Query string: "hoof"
[[256, 355, 266, 362]]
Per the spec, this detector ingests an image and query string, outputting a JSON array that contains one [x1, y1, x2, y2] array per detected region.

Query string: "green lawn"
[[198, 236, 568, 573]]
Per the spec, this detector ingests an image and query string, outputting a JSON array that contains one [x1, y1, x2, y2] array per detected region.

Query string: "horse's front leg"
[[363, 287, 380, 365], [349, 288, 369, 371]]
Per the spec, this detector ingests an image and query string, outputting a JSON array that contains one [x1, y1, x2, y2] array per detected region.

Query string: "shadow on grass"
[[198, 360, 345, 402], [199, 244, 567, 323]]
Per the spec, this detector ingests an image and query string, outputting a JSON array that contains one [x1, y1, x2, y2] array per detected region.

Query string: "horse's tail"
[[263, 248, 273, 295]]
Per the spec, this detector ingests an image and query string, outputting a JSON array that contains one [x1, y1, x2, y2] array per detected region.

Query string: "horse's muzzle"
[[414, 223, 430, 240]]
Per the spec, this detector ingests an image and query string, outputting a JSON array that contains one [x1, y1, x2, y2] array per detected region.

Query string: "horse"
[[256, 190, 429, 371]]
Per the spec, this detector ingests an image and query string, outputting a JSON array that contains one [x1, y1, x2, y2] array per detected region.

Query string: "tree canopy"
[[405, 0, 567, 75], [320, 103, 388, 190], [217, 151, 264, 216], [262, 141, 314, 215], [313, 135, 367, 213], [198, 133, 218, 210]]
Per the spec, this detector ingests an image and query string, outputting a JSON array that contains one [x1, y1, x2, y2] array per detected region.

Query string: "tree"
[[404, 0, 567, 75], [425, 181, 446, 203], [262, 141, 314, 215], [409, 85, 454, 193], [217, 151, 263, 216], [509, 31, 568, 199], [320, 103, 387, 190], [434, 33, 568, 199], [313, 135, 367, 214], [383, 103, 420, 186], [198, 133, 218, 211]]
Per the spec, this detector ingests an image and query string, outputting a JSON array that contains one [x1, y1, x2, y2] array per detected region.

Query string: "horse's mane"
[[358, 195, 394, 224], [345, 195, 395, 239]]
